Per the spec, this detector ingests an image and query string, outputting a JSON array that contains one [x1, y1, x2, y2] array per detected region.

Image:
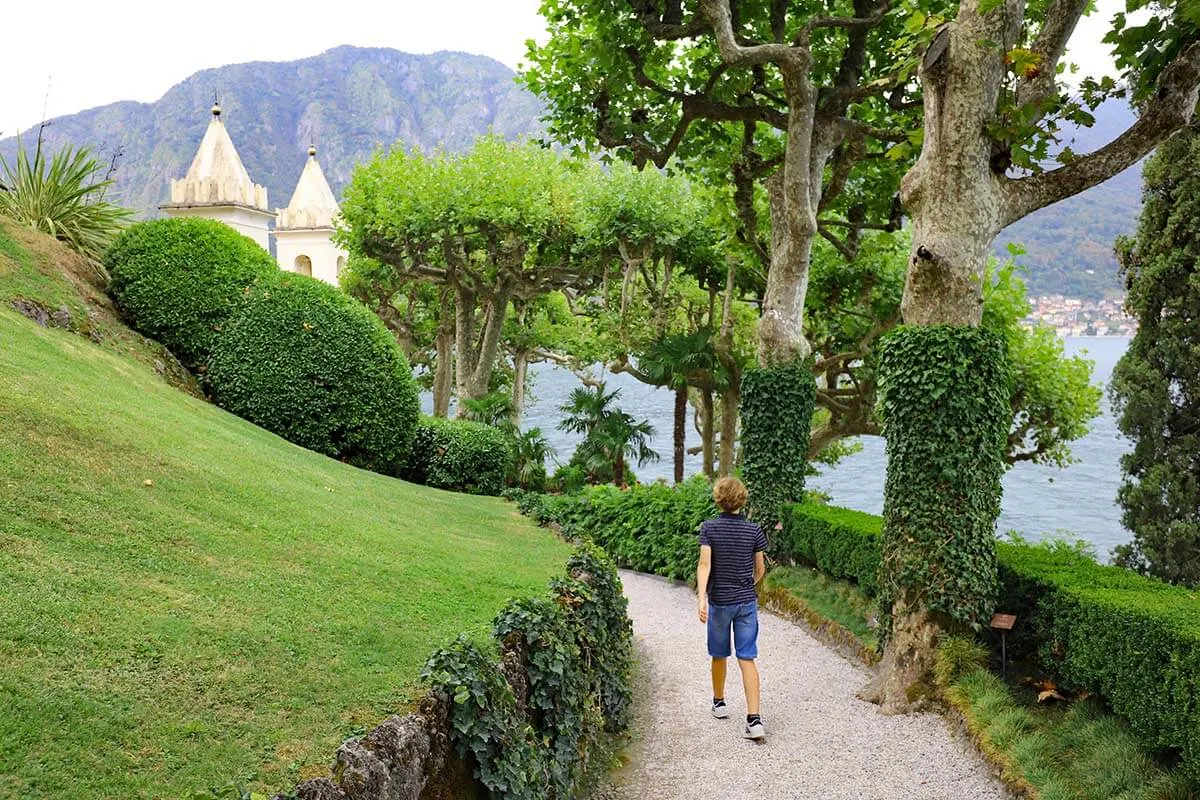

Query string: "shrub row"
[[421, 544, 633, 799], [784, 501, 1200, 781], [403, 416, 513, 496], [511, 476, 716, 581], [106, 219, 421, 477], [783, 503, 882, 594]]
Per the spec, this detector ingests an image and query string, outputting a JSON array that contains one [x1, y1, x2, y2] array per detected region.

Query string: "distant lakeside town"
[[1025, 294, 1135, 337]]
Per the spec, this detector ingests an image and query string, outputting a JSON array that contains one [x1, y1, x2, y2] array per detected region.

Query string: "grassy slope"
[[0, 225, 570, 799]]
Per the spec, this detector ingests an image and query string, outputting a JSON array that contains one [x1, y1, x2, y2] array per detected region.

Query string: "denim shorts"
[[706, 599, 759, 660]]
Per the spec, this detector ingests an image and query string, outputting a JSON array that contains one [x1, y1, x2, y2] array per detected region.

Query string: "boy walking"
[[696, 476, 768, 740]]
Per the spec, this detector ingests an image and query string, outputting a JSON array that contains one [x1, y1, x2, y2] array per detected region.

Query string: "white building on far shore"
[[161, 103, 347, 285]]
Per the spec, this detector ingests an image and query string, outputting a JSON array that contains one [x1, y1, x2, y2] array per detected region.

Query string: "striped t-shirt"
[[698, 513, 768, 605]]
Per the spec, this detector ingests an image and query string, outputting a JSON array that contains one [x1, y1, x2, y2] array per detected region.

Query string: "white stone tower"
[[274, 145, 347, 285], [160, 102, 273, 250]]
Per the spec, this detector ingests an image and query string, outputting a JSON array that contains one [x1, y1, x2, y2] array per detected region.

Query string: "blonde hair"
[[712, 476, 748, 513]]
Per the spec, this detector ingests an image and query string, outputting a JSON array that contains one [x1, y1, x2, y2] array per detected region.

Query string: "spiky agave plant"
[[0, 136, 132, 278]]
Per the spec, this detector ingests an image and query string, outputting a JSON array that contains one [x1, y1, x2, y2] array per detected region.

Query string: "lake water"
[[423, 336, 1133, 559]]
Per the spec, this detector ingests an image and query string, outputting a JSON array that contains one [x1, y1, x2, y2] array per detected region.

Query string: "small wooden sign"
[[990, 613, 1016, 631]]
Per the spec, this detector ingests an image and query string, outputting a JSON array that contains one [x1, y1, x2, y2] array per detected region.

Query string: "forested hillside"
[[995, 101, 1141, 299]]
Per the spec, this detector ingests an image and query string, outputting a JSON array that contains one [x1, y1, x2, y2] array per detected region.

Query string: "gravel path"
[[610, 571, 1010, 800]]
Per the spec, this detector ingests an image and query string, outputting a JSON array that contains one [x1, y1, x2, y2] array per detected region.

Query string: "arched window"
[[294, 255, 312, 276], [336, 255, 346, 277]]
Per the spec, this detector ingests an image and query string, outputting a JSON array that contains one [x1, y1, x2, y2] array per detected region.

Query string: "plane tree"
[[338, 136, 604, 408], [865, 0, 1200, 710]]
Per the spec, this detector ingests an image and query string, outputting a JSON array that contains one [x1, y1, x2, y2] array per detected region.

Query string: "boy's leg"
[[732, 601, 762, 715], [711, 656, 727, 699], [707, 603, 733, 716], [737, 658, 760, 715]]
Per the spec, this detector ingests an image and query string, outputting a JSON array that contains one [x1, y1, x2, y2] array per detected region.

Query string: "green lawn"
[[764, 565, 878, 647], [0, 229, 570, 799]]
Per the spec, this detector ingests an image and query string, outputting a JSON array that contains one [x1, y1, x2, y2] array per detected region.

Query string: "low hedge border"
[[783, 501, 1200, 783], [507, 477, 716, 581], [280, 544, 633, 800], [783, 503, 882, 595]]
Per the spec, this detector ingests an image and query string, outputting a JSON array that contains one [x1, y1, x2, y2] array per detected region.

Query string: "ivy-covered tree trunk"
[[859, 327, 1010, 711], [741, 362, 815, 551], [867, 0, 1200, 711], [673, 386, 687, 484]]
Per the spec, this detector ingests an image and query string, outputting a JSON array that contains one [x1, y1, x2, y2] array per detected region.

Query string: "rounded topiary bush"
[[404, 416, 513, 496], [207, 273, 419, 475], [104, 218, 280, 369]]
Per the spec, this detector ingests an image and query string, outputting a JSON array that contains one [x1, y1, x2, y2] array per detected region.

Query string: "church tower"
[[274, 145, 347, 285], [161, 102, 273, 250]]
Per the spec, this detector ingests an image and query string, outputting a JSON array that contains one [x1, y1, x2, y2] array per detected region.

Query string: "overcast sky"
[[3, 0, 1126, 136]]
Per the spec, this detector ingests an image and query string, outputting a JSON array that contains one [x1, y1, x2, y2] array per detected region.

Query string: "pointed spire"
[[276, 147, 340, 230], [165, 103, 268, 210]]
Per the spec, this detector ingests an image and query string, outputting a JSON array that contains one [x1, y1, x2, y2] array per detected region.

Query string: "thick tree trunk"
[[701, 390, 715, 479], [453, 284, 478, 417], [864, 0, 1020, 712], [673, 386, 687, 484], [614, 452, 625, 487], [433, 326, 453, 418], [454, 283, 513, 411], [757, 170, 816, 367], [719, 382, 739, 477]]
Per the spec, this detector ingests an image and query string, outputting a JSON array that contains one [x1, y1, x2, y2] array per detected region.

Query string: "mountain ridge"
[[1, 46, 543, 220]]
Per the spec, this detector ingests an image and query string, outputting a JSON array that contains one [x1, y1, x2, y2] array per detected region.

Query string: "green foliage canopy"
[[804, 231, 1100, 469]]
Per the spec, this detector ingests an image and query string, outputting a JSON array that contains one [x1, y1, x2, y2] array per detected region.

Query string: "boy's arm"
[[697, 545, 712, 623], [753, 551, 766, 585]]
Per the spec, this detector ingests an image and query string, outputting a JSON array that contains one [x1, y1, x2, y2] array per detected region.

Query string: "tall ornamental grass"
[[0, 136, 131, 276]]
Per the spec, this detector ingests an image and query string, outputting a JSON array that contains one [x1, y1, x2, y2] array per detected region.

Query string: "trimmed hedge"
[[422, 544, 633, 799], [997, 542, 1200, 780], [105, 218, 278, 369], [207, 273, 419, 475], [513, 477, 717, 581], [784, 503, 882, 594], [403, 416, 512, 496], [782, 500, 1200, 781]]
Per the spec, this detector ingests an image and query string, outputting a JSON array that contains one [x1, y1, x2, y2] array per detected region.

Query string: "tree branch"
[[1004, 40, 1200, 224], [1015, 0, 1089, 111], [701, 0, 801, 67]]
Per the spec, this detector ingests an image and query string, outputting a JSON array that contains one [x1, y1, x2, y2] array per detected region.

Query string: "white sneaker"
[[711, 699, 730, 719], [744, 719, 766, 739]]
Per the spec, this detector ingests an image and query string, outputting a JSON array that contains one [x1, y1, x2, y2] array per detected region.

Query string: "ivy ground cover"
[[0, 304, 570, 798]]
